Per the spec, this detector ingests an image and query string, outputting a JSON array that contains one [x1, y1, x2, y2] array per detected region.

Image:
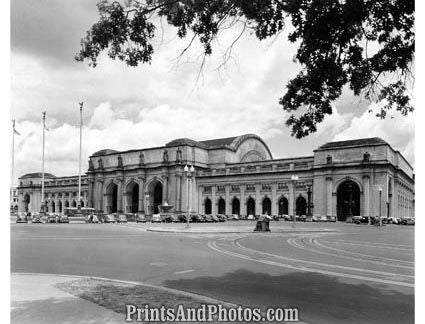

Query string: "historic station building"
[[18, 134, 415, 221]]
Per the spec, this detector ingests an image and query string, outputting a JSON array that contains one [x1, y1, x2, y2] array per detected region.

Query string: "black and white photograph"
[[6, 0, 419, 323]]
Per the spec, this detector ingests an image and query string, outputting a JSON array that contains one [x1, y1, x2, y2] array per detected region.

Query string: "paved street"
[[11, 221, 414, 324]]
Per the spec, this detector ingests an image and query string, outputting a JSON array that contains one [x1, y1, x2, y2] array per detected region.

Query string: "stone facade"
[[18, 134, 415, 220]]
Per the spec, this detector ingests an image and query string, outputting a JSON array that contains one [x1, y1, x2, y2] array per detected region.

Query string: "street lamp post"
[[291, 175, 299, 228], [378, 187, 382, 226], [184, 165, 195, 228]]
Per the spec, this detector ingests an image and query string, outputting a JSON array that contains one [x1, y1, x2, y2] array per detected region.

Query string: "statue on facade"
[[163, 149, 169, 163], [88, 159, 94, 171], [98, 158, 104, 170], [176, 148, 182, 163], [139, 152, 145, 166], [363, 151, 370, 162], [326, 155, 332, 164], [117, 155, 123, 168]]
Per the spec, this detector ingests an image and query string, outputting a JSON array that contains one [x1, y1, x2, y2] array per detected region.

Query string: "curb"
[[11, 272, 238, 308], [146, 228, 338, 234]]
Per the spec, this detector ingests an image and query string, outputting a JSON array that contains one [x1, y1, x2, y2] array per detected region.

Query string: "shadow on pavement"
[[164, 269, 414, 324]]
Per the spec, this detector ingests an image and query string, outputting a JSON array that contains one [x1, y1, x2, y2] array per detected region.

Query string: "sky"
[[10, 0, 415, 184]]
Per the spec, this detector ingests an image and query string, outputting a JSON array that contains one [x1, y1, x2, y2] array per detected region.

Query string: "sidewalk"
[[11, 274, 124, 324]]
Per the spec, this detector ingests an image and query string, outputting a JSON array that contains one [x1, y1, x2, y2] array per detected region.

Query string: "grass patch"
[[55, 278, 209, 314]]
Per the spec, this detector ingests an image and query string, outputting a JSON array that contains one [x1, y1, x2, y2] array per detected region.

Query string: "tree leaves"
[[76, 0, 414, 138]]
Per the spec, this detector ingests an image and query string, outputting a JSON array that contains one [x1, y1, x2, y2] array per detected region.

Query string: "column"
[[212, 185, 217, 216], [117, 180, 123, 212], [198, 186, 203, 214], [271, 183, 277, 216], [225, 185, 231, 215], [138, 177, 145, 212], [175, 174, 181, 211], [255, 184, 261, 216], [240, 184, 245, 216], [362, 175, 370, 217], [289, 182, 294, 217], [162, 175, 168, 204], [326, 177, 333, 217]]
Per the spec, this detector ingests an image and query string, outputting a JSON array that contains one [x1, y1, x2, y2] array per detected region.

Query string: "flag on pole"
[[44, 124, 50, 131], [14, 128, 20, 136]]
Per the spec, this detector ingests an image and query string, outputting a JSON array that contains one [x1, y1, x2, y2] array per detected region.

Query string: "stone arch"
[[262, 196, 272, 215], [333, 176, 363, 194], [58, 200, 62, 213], [105, 181, 118, 213], [125, 180, 139, 213], [337, 180, 361, 222], [217, 197, 226, 214], [51, 200, 56, 213], [231, 197, 240, 215], [246, 196, 255, 216], [204, 197, 212, 215], [65, 200, 70, 208], [146, 178, 163, 214], [72, 200, 77, 208], [278, 196, 288, 215], [240, 150, 266, 162], [296, 195, 307, 216]]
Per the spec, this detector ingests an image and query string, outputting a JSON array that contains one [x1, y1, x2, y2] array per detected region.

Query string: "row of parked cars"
[[351, 215, 415, 225]]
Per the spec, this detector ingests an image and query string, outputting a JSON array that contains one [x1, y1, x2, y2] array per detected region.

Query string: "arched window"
[[204, 198, 212, 215], [262, 197, 271, 215], [232, 198, 240, 215], [296, 196, 307, 216], [278, 196, 288, 215], [336, 180, 361, 221], [247, 197, 255, 216], [218, 198, 225, 214]]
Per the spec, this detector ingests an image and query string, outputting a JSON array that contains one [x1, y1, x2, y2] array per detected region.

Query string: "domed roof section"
[[20, 172, 56, 179], [166, 138, 207, 148], [92, 149, 118, 157]]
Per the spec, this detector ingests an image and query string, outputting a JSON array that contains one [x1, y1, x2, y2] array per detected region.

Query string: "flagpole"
[[78, 102, 83, 209], [11, 120, 16, 201], [41, 111, 46, 214]]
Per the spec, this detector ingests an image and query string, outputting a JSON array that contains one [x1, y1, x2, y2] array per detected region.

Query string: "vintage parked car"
[[164, 214, 179, 223], [231, 214, 240, 221], [116, 214, 128, 223], [190, 214, 203, 223], [31, 214, 43, 223], [211, 215, 219, 222], [217, 214, 226, 222], [58, 214, 69, 223], [204, 214, 214, 222], [352, 216, 369, 224], [247, 215, 255, 220], [400, 217, 415, 225], [151, 214, 162, 223], [46, 213, 59, 223], [327, 215, 337, 222], [177, 213, 187, 223], [16, 213, 28, 223], [135, 213, 147, 223], [103, 214, 116, 223], [298, 215, 307, 222]]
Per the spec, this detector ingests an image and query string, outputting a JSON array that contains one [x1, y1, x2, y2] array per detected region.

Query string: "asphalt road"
[[11, 221, 414, 324]]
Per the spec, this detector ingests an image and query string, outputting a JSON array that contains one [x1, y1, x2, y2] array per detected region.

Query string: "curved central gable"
[[231, 134, 273, 162]]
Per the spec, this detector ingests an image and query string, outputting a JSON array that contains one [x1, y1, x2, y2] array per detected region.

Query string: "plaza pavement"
[[11, 221, 414, 324]]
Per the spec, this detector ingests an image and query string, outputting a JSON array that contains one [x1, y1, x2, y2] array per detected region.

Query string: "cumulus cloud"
[[333, 102, 415, 166]]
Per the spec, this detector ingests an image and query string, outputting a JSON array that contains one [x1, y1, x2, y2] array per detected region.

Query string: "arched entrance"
[[126, 181, 139, 213], [262, 197, 271, 215], [232, 197, 240, 215], [337, 180, 361, 221], [296, 196, 307, 216], [278, 196, 288, 215], [247, 197, 255, 216], [106, 183, 118, 213], [72, 200, 77, 208], [23, 193, 30, 212], [51, 201, 55, 213], [151, 181, 163, 214], [65, 200, 70, 208], [204, 198, 212, 214], [58, 200, 62, 213], [218, 198, 225, 214]]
